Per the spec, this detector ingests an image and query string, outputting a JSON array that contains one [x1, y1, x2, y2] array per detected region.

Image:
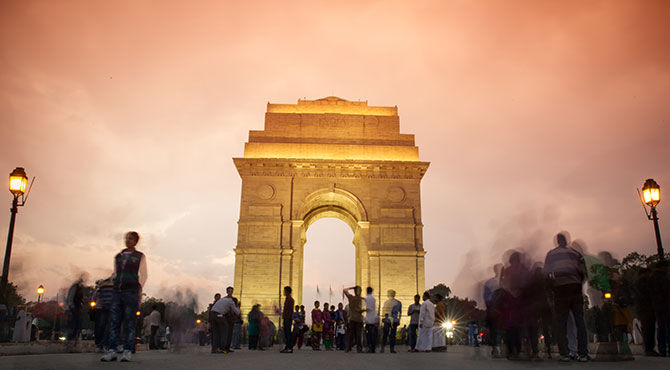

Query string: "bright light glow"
[[90, 301, 96, 307], [452, 320, 457, 324], [442, 321, 454, 330], [58, 336, 66, 341], [446, 331, 454, 338], [196, 319, 201, 324], [642, 179, 661, 206], [136, 311, 141, 316], [9, 176, 27, 194], [604, 292, 612, 299], [36, 286, 44, 295]]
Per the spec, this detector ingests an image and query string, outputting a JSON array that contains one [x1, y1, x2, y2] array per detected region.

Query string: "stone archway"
[[232, 97, 429, 324]]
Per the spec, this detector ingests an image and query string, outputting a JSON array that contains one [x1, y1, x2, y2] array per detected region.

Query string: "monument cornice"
[[233, 157, 429, 180]]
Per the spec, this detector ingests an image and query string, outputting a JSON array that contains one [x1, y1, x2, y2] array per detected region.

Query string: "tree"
[[2, 282, 26, 307]]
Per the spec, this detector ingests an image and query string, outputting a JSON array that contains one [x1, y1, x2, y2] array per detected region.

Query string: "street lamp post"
[[1, 167, 32, 302], [37, 285, 44, 303], [641, 178, 664, 260]]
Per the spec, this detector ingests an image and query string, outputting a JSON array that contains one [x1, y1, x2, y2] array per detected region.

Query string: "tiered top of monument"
[[242, 97, 420, 162]]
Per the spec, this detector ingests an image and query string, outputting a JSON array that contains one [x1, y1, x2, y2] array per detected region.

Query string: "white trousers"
[[416, 325, 434, 351]]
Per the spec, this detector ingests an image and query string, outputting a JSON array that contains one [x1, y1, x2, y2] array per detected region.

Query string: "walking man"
[[101, 231, 147, 362], [544, 232, 589, 362], [280, 286, 295, 353]]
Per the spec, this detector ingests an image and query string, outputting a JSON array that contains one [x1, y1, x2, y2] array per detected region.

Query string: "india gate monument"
[[233, 96, 429, 324]]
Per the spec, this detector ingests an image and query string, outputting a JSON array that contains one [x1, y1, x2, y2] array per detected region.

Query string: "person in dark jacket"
[[101, 231, 147, 362]]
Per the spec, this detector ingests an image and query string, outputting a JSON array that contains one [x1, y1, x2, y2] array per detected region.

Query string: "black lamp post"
[[1, 167, 30, 302], [641, 178, 664, 260]]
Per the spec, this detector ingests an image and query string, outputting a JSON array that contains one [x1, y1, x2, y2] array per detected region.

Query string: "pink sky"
[[1, 0, 668, 309]]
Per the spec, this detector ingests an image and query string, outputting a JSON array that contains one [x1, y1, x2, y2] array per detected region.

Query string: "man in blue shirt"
[[382, 289, 402, 353]]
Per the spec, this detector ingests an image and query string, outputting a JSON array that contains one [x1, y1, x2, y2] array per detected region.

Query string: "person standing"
[[382, 289, 402, 353], [432, 294, 447, 351], [343, 286, 365, 353], [208, 294, 221, 353], [310, 301, 323, 350], [415, 291, 435, 352], [231, 299, 243, 350], [544, 232, 589, 362], [364, 286, 378, 353], [322, 303, 334, 350], [66, 277, 85, 342], [650, 261, 669, 357], [93, 276, 114, 351], [211, 286, 240, 353], [407, 294, 421, 352], [101, 231, 147, 362], [248, 305, 261, 350], [483, 264, 503, 357], [146, 305, 161, 350], [280, 286, 295, 353], [635, 267, 659, 356]]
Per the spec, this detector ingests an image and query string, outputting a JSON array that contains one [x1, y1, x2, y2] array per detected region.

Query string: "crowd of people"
[[481, 231, 670, 362]]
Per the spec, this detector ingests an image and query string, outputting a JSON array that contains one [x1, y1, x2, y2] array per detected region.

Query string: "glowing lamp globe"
[[37, 285, 44, 295], [90, 301, 97, 308], [9, 167, 28, 195], [642, 179, 661, 207]]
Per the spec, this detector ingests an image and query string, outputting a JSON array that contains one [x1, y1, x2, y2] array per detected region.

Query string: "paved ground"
[[1, 345, 668, 370]]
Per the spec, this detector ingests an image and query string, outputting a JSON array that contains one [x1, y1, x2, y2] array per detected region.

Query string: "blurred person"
[[544, 232, 589, 362], [291, 305, 304, 349], [635, 267, 659, 356], [343, 286, 365, 353], [415, 291, 435, 352], [382, 289, 402, 353], [380, 313, 391, 353], [650, 261, 669, 357], [483, 263, 503, 357], [528, 263, 553, 358], [248, 305, 262, 350], [67, 276, 85, 342], [196, 319, 207, 346], [364, 286, 378, 353], [280, 286, 295, 353], [93, 276, 114, 351], [432, 294, 446, 351], [147, 305, 161, 350], [101, 231, 147, 362], [501, 251, 531, 360], [407, 294, 421, 351]]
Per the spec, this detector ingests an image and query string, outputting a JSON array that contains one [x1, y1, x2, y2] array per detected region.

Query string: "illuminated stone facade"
[[233, 97, 429, 324]]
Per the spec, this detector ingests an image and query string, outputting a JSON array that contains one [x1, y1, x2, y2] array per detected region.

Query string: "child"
[[336, 319, 346, 350]]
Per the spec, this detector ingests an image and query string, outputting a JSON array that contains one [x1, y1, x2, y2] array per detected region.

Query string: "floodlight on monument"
[[638, 178, 665, 260], [2, 167, 35, 301]]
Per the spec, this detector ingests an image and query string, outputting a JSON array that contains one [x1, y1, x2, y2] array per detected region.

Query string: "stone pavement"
[[1, 345, 668, 370]]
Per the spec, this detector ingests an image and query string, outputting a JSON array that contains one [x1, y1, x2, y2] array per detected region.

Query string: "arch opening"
[[302, 217, 355, 324]]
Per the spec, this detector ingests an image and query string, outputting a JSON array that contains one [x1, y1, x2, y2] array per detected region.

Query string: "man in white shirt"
[[364, 286, 378, 353], [415, 291, 435, 352], [211, 286, 240, 353]]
